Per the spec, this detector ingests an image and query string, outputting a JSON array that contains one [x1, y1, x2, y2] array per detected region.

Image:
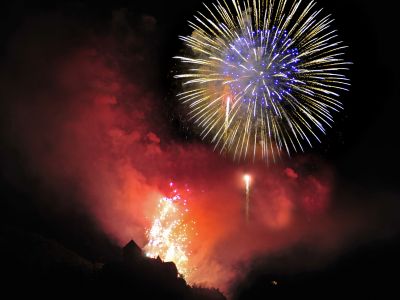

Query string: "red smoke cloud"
[[2, 16, 345, 293]]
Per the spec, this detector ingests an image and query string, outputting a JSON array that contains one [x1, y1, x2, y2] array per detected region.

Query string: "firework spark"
[[144, 183, 195, 279], [175, 0, 350, 162]]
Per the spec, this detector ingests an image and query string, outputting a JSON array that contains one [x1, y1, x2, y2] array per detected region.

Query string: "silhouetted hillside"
[[0, 227, 225, 300]]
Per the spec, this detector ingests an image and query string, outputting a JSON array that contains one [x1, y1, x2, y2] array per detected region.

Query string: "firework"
[[243, 174, 251, 221], [144, 183, 195, 278], [175, 0, 350, 162]]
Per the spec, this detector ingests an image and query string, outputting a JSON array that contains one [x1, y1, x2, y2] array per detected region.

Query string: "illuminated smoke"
[[2, 44, 336, 292]]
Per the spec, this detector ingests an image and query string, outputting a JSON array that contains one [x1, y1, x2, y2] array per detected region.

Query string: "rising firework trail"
[[175, 0, 350, 162], [225, 96, 231, 138], [243, 174, 251, 222]]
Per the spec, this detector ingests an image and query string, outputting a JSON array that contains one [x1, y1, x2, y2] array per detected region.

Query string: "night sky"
[[1, 0, 400, 298]]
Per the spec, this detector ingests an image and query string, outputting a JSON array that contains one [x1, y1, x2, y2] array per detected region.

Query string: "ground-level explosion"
[[144, 183, 196, 279]]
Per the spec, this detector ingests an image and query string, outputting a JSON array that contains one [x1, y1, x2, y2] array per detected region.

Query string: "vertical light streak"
[[225, 96, 231, 138], [243, 174, 251, 222]]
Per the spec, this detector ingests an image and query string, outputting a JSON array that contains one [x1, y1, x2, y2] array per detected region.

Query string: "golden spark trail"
[[225, 96, 230, 138]]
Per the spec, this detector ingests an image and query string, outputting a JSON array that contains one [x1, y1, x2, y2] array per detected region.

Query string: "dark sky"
[[3, 0, 395, 181], [2, 0, 396, 192], [1, 0, 399, 298]]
